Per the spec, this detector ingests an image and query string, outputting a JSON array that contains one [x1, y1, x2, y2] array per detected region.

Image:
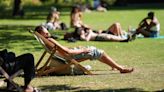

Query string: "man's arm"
[[48, 38, 90, 55], [80, 30, 92, 41], [139, 17, 148, 26], [147, 17, 159, 30]]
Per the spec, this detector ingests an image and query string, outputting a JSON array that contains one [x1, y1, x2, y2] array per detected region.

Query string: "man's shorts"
[[72, 46, 104, 60], [150, 31, 159, 37]]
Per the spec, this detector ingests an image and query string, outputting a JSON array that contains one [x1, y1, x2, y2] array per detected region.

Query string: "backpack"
[[60, 22, 68, 30], [49, 56, 85, 75]]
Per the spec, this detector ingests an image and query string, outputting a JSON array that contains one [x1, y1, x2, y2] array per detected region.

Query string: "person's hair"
[[35, 26, 44, 33], [64, 27, 82, 40], [47, 7, 59, 23], [74, 27, 86, 40], [47, 12, 54, 22], [71, 5, 81, 15], [64, 32, 73, 40], [148, 11, 154, 19]]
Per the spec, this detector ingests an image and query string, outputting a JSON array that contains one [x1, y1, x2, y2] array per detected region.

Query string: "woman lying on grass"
[[35, 26, 134, 73], [64, 27, 132, 42]]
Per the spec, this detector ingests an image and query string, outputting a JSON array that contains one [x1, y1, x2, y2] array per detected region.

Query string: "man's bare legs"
[[136, 29, 151, 37], [133, 20, 150, 37], [98, 53, 134, 73]]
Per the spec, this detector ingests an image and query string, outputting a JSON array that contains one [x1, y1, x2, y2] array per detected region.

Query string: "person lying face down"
[[35, 26, 134, 73]]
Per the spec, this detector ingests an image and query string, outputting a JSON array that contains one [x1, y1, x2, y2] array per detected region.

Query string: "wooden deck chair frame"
[[0, 57, 23, 92], [30, 30, 93, 76]]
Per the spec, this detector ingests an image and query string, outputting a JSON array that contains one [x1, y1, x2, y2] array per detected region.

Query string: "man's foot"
[[120, 68, 134, 74], [111, 67, 115, 70], [24, 86, 40, 92]]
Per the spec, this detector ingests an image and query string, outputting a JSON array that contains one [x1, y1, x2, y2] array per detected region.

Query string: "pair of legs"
[[133, 20, 151, 37], [8, 53, 35, 92], [95, 33, 130, 42], [107, 23, 124, 37], [98, 53, 133, 73], [76, 52, 133, 73], [135, 29, 152, 37]]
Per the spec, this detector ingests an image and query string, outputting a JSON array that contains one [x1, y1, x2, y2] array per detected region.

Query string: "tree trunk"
[[13, 0, 21, 16], [12, 0, 24, 17]]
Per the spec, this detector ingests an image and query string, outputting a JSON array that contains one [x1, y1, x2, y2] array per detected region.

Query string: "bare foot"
[[120, 68, 134, 74], [24, 86, 38, 92]]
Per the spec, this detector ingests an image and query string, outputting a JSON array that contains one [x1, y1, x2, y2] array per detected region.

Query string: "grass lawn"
[[0, 5, 164, 92]]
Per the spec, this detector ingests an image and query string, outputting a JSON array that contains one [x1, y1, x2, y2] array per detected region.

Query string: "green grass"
[[0, 6, 164, 92]]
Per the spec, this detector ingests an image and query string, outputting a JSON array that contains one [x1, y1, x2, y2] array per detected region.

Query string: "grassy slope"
[[0, 7, 164, 92]]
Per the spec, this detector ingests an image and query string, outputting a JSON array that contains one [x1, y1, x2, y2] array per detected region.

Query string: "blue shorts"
[[72, 46, 104, 60], [150, 31, 159, 38]]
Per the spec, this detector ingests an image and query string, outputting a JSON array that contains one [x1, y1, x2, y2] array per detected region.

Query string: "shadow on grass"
[[0, 89, 17, 92], [0, 24, 42, 51], [1, 85, 164, 92], [0, 24, 68, 51], [40, 85, 81, 92], [75, 88, 146, 92], [0, 31, 38, 49], [0, 3, 164, 19], [39, 84, 149, 92], [0, 24, 34, 44], [0, 3, 71, 20], [0, 24, 35, 30]]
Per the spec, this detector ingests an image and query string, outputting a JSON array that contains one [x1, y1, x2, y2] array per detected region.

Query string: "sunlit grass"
[[0, 7, 164, 92]]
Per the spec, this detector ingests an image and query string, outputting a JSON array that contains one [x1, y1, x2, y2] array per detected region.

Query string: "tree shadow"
[[39, 84, 82, 92], [1, 3, 164, 20], [75, 88, 146, 92], [0, 24, 35, 31], [0, 24, 42, 51], [0, 3, 71, 20], [0, 89, 17, 92], [39, 84, 152, 92]]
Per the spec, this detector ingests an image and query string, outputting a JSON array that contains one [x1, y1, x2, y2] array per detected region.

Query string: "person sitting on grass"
[[70, 5, 89, 28], [64, 27, 132, 42], [0, 49, 37, 92], [132, 11, 160, 38], [43, 7, 68, 31], [35, 26, 134, 74]]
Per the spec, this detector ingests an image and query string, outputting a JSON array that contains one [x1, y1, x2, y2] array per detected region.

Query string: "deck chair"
[[29, 30, 93, 76], [0, 56, 23, 92]]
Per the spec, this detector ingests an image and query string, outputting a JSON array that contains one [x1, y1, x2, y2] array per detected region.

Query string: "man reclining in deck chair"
[[35, 26, 134, 74], [0, 49, 38, 92]]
